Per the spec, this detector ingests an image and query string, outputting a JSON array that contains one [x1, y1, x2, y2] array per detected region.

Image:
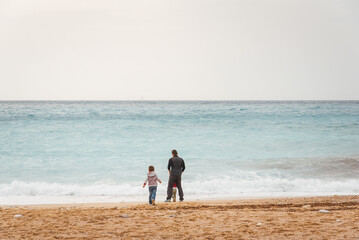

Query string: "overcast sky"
[[0, 0, 358, 100]]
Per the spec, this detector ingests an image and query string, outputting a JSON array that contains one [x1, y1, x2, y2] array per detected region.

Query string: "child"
[[143, 165, 162, 205], [172, 182, 177, 202]]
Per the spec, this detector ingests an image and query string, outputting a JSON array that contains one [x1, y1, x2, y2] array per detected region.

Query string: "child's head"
[[148, 165, 155, 172]]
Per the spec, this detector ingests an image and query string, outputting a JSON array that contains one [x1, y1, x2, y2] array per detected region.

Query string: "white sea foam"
[[0, 180, 141, 197], [0, 178, 358, 205]]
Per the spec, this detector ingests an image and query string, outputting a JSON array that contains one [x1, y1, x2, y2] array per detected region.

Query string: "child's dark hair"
[[149, 165, 155, 171]]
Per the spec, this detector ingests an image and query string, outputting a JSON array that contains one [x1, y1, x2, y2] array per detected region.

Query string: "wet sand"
[[1, 195, 358, 239]]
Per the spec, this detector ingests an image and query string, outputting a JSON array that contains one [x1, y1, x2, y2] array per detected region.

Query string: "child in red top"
[[172, 182, 177, 202]]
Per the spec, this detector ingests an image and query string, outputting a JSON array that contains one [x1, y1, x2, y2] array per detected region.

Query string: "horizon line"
[[0, 99, 358, 102]]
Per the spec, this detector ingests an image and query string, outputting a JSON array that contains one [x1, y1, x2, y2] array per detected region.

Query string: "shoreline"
[[1, 194, 356, 209]]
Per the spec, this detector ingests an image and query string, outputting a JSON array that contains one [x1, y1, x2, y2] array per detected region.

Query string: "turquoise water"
[[0, 101, 358, 203]]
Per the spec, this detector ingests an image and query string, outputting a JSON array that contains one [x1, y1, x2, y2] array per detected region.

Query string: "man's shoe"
[[164, 199, 171, 202], [152, 199, 156, 206], [180, 199, 184, 202]]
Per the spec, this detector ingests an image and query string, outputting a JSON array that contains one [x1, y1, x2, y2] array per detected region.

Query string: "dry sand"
[[1, 195, 358, 239]]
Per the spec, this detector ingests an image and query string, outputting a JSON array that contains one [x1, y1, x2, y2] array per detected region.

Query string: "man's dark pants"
[[167, 174, 184, 201]]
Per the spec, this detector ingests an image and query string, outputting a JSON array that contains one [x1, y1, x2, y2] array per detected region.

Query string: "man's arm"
[[182, 159, 185, 172], [168, 158, 172, 175]]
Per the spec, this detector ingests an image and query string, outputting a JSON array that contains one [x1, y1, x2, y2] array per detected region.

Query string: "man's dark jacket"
[[167, 156, 185, 176]]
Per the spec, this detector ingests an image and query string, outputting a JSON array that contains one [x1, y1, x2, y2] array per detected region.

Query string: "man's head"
[[172, 149, 178, 157], [148, 165, 155, 172]]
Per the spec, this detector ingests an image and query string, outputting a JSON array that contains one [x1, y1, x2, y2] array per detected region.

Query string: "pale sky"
[[0, 0, 358, 100]]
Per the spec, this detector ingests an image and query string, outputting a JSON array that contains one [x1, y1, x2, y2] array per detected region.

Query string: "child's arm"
[[156, 175, 162, 184], [143, 176, 148, 188]]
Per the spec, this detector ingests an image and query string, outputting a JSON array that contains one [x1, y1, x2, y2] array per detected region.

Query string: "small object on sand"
[[318, 209, 330, 213], [336, 219, 342, 222], [121, 214, 129, 218], [14, 215, 22, 218], [169, 215, 176, 218], [302, 205, 311, 208], [256, 223, 262, 226]]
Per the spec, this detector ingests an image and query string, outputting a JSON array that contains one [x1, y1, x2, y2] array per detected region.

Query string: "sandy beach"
[[0, 195, 358, 239]]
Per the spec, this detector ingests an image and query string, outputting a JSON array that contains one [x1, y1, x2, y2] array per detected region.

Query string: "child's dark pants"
[[148, 186, 157, 204]]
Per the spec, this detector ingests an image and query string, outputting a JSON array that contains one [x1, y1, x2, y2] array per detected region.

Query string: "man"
[[165, 149, 185, 202]]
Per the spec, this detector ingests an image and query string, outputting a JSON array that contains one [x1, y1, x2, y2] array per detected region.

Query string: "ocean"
[[0, 101, 358, 204]]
